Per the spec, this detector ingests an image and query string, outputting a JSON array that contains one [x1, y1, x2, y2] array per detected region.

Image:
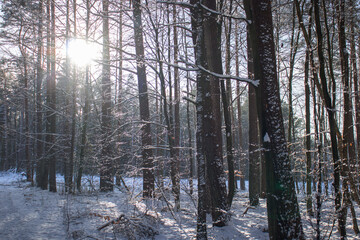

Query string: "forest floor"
[[0, 170, 359, 240]]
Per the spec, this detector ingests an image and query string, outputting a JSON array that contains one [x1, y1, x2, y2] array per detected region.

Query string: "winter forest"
[[0, 0, 360, 239]]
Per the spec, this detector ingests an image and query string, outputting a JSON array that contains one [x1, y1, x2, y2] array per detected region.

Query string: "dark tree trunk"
[[295, 0, 345, 236], [201, 0, 230, 226], [35, 0, 44, 188], [39, 0, 51, 190], [192, 4, 209, 237], [304, 25, 313, 217], [68, 0, 77, 194], [222, 0, 235, 206], [100, 0, 114, 192], [312, 0, 344, 236], [245, 0, 304, 238], [23, 58, 31, 183], [287, 2, 300, 194], [191, 1, 230, 237], [336, 0, 359, 235], [186, 75, 194, 196], [133, 0, 154, 198], [304, 3, 313, 217], [64, 0, 72, 193], [77, 0, 91, 192], [350, 0, 360, 171], [246, 17, 260, 207], [48, 0, 57, 192], [115, 3, 123, 187], [172, 4, 181, 211], [184, 30, 194, 195], [235, 21, 246, 192]]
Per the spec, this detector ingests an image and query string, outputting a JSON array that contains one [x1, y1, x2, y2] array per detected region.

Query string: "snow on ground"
[[0, 170, 359, 239]]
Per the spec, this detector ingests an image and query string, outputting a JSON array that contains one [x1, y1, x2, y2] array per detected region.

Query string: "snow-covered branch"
[[197, 65, 259, 87], [156, 1, 194, 9], [199, 3, 250, 24]]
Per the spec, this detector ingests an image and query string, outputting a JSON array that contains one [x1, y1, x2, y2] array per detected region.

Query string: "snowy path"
[[0, 184, 67, 240]]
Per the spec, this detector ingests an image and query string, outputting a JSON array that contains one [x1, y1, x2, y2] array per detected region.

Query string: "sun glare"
[[67, 38, 99, 67]]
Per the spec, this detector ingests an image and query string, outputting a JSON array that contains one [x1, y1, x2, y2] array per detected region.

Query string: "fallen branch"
[[97, 214, 124, 231], [242, 206, 256, 216]]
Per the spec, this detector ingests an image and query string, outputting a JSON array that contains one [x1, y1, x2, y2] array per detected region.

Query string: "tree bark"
[[191, 1, 230, 237], [115, 2, 123, 187], [336, 0, 359, 235], [304, 6, 313, 216], [312, 0, 344, 236], [64, 0, 73, 193], [235, 21, 246, 192], [35, 0, 44, 187], [245, 0, 304, 238], [201, 0, 230, 226], [39, 0, 51, 190], [246, 19, 260, 206], [133, 0, 154, 198], [47, 0, 57, 192], [77, 0, 91, 192], [100, 0, 114, 192], [350, 0, 360, 169], [222, 0, 235, 206], [172, 4, 181, 211]]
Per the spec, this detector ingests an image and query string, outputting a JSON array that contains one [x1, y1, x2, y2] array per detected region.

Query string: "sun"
[[67, 38, 99, 67]]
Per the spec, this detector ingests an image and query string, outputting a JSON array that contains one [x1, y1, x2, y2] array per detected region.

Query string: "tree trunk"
[[47, 0, 57, 192], [133, 0, 154, 198], [201, 0, 230, 227], [192, 4, 209, 238], [115, 2, 123, 187], [287, 2, 300, 194], [336, 0, 359, 235], [235, 21, 246, 192], [35, 0, 44, 188], [184, 28, 194, 196], [68, 0, 77, 194], [245, 0, 304, 238], [304, 38, 313, 216], [350, 0, 360, 170], [191, 0, 230, 237], [39, 0, 51, 190], [100, 0, 114, 192], [222, 0, 235, 206], [77, 0, 91, 192], [172, 4, 181, 211], [304, 3, 313, 217], [64, 0, 72, 193], [312, 0, 344, 236], [246, 22, 260, 206], [23, 57, 31, 183]]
